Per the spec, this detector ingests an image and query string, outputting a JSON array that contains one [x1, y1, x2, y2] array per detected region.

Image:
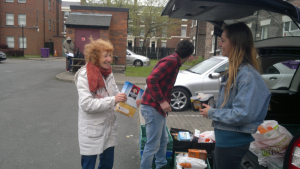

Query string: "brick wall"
[[69, 8, 128, 65], [0, 0, 64, 55]]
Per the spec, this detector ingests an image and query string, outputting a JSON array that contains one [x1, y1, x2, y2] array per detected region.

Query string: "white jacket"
[[75, 66, 120, 155]]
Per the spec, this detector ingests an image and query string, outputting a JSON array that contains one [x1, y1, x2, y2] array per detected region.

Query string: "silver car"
[[0, 51, 7, 62], [171, 56, 299, 111], [126, 49, 150, 66]]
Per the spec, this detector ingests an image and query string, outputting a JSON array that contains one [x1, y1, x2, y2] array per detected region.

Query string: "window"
[[161, 42, 166, 48], [140, 28, 145, 37], [214, 62, 229, 73], [162, 27, 167, 38], [6, 37, 14, 48], [19, 37, 27, 48], [18, 14, 26, 26], [211, 35, 216, 52], [195, 20, 197, 26], [49, 20, 51, 30], [193, 40, 195, 54], [53, 21, 55, 32], [152, 16, 155, 23], [18, 0, 26, 3], [181, 26, 187, 37], [48, 0, 51, 10], [265, 66, 280, 74], [189, 58, 223, 74], [6, 14, 14, 26], [140, 15, 145, 22], [182, 19, 187, 21], [64, 11, 69, 18], [151, 28, 156, 37], [283, 21, 300, 36], [128, 26, 132, 36], [261, 25, 269, 40], [6, 0, 14, 2], [139, 41, 143, 47], [64, 25, 66, 32]]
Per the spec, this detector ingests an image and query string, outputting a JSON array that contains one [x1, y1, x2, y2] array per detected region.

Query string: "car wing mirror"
[[209, 73, 220, 79]]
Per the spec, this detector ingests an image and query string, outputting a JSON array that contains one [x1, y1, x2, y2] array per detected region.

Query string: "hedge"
[[0, 44, 8, 49]]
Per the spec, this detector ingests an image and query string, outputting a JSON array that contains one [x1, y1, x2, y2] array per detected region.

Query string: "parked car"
[[162, 0, 300, 168], [171, 56, 299, 111], [126, 49, 150, 67], [0, 51, 7, 62]]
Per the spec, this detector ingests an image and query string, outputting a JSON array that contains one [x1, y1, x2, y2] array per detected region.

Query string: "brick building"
[[190, 0, 300, 59], [0, 0, 65, 56], [127, 13, 192, 50], [66, 5, 128, 65]]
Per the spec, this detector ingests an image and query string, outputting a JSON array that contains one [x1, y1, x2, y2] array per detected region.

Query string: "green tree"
[[84, 0, 181, 47]]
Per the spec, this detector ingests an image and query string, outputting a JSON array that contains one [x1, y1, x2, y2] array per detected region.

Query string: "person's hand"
[[136, 99, 142, 108], [66, 51, 69, 54], [115, 93, 127, 104], [160, 101, 172, 113], [199, 103, 211, 118]]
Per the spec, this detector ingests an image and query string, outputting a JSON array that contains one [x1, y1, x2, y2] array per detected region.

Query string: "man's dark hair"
[[175, 40, 194, 59]]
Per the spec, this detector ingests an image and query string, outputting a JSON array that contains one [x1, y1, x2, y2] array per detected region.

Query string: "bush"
[[0, 44, 8, 49], [3, 49, 24, 57]]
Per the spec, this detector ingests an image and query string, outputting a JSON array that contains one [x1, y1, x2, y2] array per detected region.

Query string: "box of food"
[[188, 149, 208, 160], [115, 81, 144, 118]]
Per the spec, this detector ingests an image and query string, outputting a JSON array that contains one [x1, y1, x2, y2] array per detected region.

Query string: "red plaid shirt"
[[141, 53, 182, 117]]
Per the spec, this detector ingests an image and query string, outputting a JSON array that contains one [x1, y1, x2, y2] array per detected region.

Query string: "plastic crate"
[[174, 152, 211, 169], [140, 125, 173, 150], [139, 151, 172, 169]]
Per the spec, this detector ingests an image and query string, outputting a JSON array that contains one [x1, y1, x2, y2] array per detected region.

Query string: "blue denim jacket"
[[207, 64, 271, 134]]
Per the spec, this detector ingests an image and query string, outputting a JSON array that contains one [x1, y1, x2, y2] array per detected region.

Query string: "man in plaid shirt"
[[140, 40, 194, 169]]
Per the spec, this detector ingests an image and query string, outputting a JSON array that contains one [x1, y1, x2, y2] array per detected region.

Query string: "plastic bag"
[[198, 131, 215, 143], [176, 154, 207, 169], [250, 120, 293, 167]]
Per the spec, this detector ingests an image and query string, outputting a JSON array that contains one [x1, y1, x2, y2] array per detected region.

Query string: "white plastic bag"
[[198, 131, 215, 143], [250, 120, 293, 167], [176, 154, 207, 169]]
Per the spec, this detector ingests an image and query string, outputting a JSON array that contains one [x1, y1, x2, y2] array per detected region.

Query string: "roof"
[[62, 1, 81, 8], [70, 5, 129, 12], [65, 12, 112, 27]]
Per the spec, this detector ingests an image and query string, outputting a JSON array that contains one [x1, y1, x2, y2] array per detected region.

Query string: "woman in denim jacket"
[[200, 22, 271, 169]]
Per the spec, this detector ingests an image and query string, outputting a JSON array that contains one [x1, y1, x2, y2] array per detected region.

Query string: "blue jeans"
[[67, 57, 72, 71], [81, 147, 114, 169], [213, 143, 250, 169], [140, 104, 168, 169]]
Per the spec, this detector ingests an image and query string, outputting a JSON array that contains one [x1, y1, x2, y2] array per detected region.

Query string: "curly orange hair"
[[84, 37, 114, 66]]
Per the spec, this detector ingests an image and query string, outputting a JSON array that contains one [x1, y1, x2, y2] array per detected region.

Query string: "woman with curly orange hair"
[[74, 38, 128, 169]]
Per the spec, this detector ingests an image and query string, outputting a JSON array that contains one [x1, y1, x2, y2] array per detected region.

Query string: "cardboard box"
[[188, 149, 207, 160]]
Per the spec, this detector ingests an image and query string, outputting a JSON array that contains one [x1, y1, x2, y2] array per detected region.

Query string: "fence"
[[127, 46, 175, 59]]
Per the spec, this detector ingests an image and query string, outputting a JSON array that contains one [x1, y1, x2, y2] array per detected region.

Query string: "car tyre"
[[170, 88, 191, 111], [134, 60, 143, 67]]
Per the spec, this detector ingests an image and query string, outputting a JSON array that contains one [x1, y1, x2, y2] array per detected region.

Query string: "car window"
[[265, 66, 280, 74], [127, 49, 136, 55], [214, 62, 229, 73], [189, 58, 223, 74]]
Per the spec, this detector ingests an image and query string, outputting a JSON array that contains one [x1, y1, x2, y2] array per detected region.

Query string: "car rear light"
[[287, 137, 300, 169], [291, 146, 300, 168]]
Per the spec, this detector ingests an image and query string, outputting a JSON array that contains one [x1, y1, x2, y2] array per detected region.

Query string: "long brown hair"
[[221, 22, 259, 107]]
